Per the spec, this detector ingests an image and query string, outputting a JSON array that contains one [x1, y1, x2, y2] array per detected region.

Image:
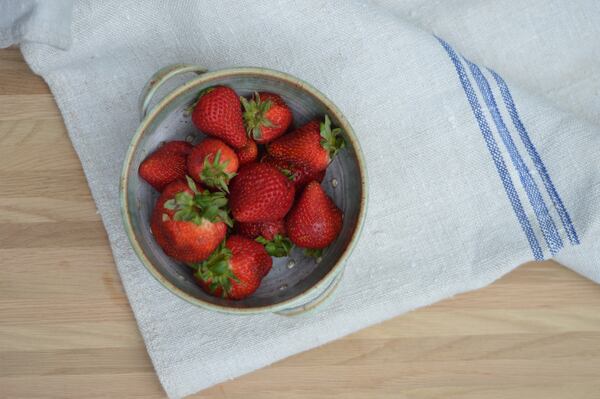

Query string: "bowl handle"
[[139, 64, 208, 120], [275, 270, 344, 316]]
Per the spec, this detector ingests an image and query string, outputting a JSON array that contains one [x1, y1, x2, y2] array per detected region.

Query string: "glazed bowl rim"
[[119, 66, 368, 314]]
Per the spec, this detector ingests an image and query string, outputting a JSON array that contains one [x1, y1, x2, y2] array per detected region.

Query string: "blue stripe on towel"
[[488, 69, 580, 245], [436, 37, 544, 260], [465, 59, 563, 255]]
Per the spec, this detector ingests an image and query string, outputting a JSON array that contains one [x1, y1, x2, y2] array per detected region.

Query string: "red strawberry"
[[229, 163, 295, 223], [191, 86, 247, 149], [193, 235, 273, 300], [261, 155, 326, 190], [286, 181, 343, 250], [151, 177, 231, 263], [187, 138, 238, 192], [241, 92, 292, 143], [235, 139, 258, 166], [235, 219, 286, 240], [139, 141, 192, 191], [236, 220, 292, 257], [267, 115, 345, 173], [150, 179, 191, 250]]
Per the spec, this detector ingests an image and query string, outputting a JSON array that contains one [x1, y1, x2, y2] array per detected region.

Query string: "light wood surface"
[[1, 47, 600, 399]]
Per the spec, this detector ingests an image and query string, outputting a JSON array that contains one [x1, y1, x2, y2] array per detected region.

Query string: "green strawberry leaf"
[[173, 208, 194, 222], [256, 234, 293, 257], [304, 248, 324, 259], [199, 149, 236, 193], [320, 115, 346, 159], [194, 242, 239, 297], [217, 209, 234, 228], [163, 199, 176, 210], [279, 168, 295, 181], [161, 177, 233, 227], [241, 92, 277, 140], [175, 191, 194, 206], [212, 260, 230, 275], [186, 175, 200, 194], [202, 205, 218, 221]]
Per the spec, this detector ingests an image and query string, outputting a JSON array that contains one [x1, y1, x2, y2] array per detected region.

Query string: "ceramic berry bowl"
[[120, 64, 367, 315]]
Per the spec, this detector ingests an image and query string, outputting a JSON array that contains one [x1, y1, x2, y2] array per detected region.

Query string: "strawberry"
[[191, 86, 247, 149], [193, 235, 273, 300], [139, 141, 192, 191], [150, 179, 192, 250], [229, 163, 295, 223], [286, 181, 343, 251], [235, 219, 286, 240], [187, 138, 238, 192], [267, 115, 345, 173], [261, 155, 325, 190], [235, 138, 258, 166], [241, 92, 292, 143], [236, 220, 292, 257], [151, 177, 231, 263]]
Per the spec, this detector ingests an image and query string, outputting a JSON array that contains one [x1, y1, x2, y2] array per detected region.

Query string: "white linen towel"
[[9, 0, 600, 397], [0, 0, 72, 49]]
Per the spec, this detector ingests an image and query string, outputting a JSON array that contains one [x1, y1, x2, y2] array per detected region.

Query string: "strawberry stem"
[[199, 149, 237, 193], [164, 175, 233, 227], [319, 115, 345, 159], [241, 92, 277, 140], [192, 242, 237, 297], [256, 234, 293, 257]]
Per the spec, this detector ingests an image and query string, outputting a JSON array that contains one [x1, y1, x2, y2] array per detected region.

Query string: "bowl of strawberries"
[[120, 64, 367, 314]]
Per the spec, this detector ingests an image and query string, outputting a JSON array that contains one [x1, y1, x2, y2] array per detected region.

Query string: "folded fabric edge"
[[1, 0, 73, 50]]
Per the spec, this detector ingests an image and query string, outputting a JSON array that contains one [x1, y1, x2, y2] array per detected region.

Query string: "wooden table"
[[1, 47, 600, 399]]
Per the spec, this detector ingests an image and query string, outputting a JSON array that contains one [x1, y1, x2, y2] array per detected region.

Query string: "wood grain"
[[1, 47, 599, 399]]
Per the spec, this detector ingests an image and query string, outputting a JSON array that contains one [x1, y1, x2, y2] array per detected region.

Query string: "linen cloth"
[[0, 0, 72, 49], [12, 1, 600, 397]]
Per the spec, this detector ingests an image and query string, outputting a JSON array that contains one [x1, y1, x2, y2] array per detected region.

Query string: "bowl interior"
[[125, 71, 364, 310]]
